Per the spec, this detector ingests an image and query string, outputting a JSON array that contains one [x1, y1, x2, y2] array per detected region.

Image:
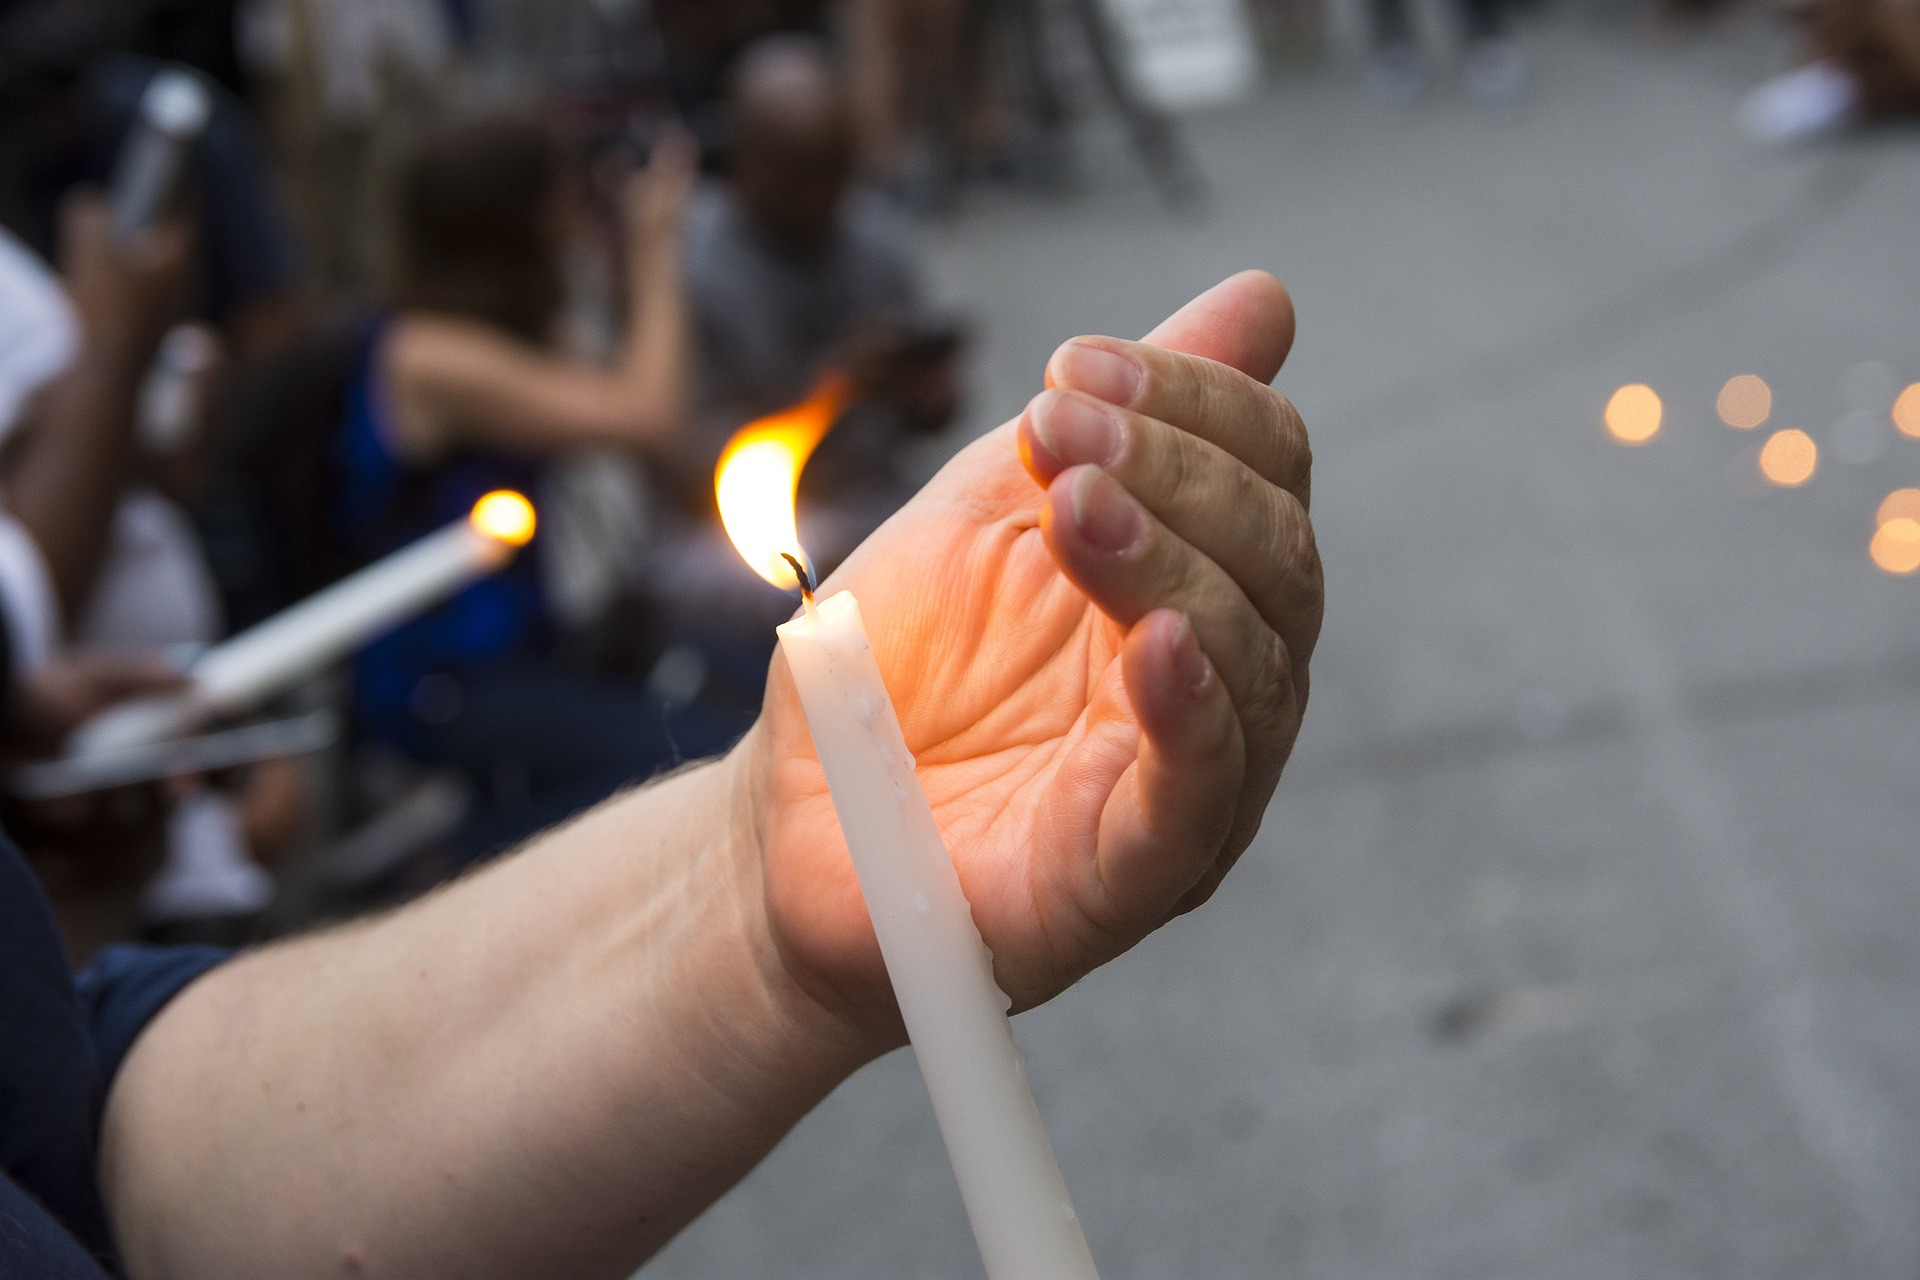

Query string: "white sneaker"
[[1369, 46, 1427, 106], [142, 791, 273, 922], [1465, 40, 1524, 107], [1742, 61, 1861, 143]]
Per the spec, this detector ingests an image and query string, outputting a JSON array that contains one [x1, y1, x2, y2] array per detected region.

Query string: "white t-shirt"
[[74, 489, 224, 654], [0, 227, 78, 446], [0, 229, 77, 679]]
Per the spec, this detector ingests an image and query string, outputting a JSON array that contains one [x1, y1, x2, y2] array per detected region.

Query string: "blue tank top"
[[336, 318, 546, 748]]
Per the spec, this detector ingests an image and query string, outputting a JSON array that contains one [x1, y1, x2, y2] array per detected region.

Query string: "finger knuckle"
[[1266, 390, 1313, 489], [1162, 423, 1207, 498], [1242, 629, 1298, 739], [1203, 360, 1258, 426], [1246, 490, 1314, 615], [1276, 491, 1319, 584]]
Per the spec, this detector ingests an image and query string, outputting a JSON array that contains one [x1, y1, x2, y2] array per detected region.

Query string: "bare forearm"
[[2, 344, 148, 620], [616, 237, 691, 446], [100, 740, 872, 1280]]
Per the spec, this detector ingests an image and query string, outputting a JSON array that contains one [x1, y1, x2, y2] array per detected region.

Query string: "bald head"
[[726, 35, 856, 252]]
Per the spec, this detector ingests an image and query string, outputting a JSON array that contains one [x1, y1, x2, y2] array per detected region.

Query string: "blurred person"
[[0, 192, 189, 959], [1368, 0, 1523, 107], [0, 197, 189, 666], [648, 0, 833, 155], [0, 5, 306, 356], [209, 114, 737, 861], [653, 34, 963, 706], [843, 0, 995, 196], [0, 649, 194, 964], [0, 270, 1323, 1280], [75, 320, 311, 947], [1742, 3, 1920, 141], [239, 0, 455, 299], [0, 195, 300, 953], [683, 34, 959, 455]]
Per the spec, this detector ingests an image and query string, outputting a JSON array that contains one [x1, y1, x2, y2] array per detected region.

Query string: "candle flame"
[[471, 490, 536, 546], [715, 373, 852, 589]]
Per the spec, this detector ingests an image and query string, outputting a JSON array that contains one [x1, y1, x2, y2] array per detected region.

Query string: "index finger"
[[1045, 337, 1311, 504]]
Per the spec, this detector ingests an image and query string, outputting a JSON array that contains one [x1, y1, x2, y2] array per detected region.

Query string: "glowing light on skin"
[[1759, 429, 1817, 487], [1893, 384, 1920, 439], [1716, 375, 1772, 429], [1605, 384, 1661, 444], [1871, 517, 1920, 575]]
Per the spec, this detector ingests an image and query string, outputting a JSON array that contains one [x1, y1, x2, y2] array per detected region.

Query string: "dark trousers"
[[410, 661, 754, 863]]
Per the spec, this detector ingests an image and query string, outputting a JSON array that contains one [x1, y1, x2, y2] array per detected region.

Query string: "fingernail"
[[1032, 391, 1124, 468], [1070, 467, 1144, 554], [1169, 613, 1213, 697], [1053, 342, 1143, 407]]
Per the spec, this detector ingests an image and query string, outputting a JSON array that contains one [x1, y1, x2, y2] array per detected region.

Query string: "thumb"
[[1139, 270, 1296, 384]]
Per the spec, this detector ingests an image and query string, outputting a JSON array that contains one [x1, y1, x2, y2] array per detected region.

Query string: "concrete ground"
[[647, 23, 1920, 1279]]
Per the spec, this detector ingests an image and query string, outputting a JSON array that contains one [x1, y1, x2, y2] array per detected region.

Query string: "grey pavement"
[[647, 24, 1920, 1278]]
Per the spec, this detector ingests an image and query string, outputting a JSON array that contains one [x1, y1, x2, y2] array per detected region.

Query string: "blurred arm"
[[1, 201, 188, 621], [384, 134, 698, 459]]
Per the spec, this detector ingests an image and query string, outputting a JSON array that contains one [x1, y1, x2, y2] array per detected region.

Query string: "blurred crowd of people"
[[0, 0, 1907, 967], [0, 0, 1004, 961]]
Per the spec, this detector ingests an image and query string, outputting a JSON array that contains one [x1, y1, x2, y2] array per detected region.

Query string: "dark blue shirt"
[[0, 834, 226, 1278]]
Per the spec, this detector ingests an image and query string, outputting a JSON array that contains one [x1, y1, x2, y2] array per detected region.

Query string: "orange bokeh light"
[[1759, 429, 1817, 487], [1871, 516, 1920, 574], [713, 373, 853, 589], [1877, 488, 1920, 527], [1715, 375, 1771, 429], [1605, 384, 1661, 444], [469, 490, 536, 546], [1893, 384, 1920, 438]]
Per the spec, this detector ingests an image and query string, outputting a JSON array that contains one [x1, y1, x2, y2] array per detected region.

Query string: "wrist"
[[714, 727, 888, 1071], [628, 225, 680, 278]]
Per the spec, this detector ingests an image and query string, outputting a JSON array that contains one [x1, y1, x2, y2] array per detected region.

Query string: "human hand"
[[3, 654, 184, 887], [834, 315, 965, 432], [623, 126, 699, 257], [748, 271, 1320, 1043], [5, 652, 187, 757], [59, 192, 192, 357]]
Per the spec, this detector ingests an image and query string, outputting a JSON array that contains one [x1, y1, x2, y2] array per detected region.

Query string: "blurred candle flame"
[[470, 490, 536, 546], [715, 372, 853, 589]]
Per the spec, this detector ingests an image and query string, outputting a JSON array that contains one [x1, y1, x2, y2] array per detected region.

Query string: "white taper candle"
[[778, 590, 1099, 1280], [69, 495, 533, 756]]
